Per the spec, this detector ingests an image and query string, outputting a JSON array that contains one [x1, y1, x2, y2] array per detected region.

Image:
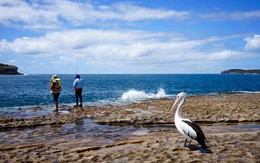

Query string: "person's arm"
[[80, 79, 83, 88], [52, 81, 57, 88], [73, 79, 77, 88]]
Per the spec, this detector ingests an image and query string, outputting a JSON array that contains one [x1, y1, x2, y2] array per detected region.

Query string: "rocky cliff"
[[221, 69, 260, 74], [0, 63, 23, 75]]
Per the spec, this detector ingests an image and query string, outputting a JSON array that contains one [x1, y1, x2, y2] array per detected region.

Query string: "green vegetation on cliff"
[[0, 63, 23, 75], [221, 69, 260, 74]]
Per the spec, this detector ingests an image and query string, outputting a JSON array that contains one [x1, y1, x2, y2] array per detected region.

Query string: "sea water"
[[0, 74, 260, 109]]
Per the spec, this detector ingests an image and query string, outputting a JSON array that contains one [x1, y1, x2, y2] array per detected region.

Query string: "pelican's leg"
[[184, 139, 187, 147], [189, 140, 192, 146]]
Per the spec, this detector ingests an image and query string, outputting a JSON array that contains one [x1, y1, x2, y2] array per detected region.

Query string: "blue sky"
[[0, 0, 259, 74]]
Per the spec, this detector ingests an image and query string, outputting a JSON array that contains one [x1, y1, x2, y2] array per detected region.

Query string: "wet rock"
[[0, 93, 259, 162], [0, 116, 14, 123]]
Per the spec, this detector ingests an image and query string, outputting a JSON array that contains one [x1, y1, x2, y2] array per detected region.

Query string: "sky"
[[0, 0, 260, 74]]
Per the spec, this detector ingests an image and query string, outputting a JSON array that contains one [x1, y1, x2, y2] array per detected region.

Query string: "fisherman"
[[49, 75, 61, 112], [73, 74, 83, 108]]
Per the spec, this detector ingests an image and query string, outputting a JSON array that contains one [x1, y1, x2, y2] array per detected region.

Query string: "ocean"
[[0, 74, 260, 109]]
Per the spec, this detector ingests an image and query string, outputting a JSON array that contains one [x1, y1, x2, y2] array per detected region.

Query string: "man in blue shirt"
[[73, 74, 83, 108]]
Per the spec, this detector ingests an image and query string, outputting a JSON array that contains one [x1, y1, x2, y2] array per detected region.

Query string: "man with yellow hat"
[[49, 75, 61, 111]]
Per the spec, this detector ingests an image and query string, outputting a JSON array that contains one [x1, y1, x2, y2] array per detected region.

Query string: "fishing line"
[[19, 70, 48, 84], [19, 70, 52, 102]]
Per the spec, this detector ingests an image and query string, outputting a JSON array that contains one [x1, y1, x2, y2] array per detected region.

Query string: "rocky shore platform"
[[0, 93, 259, 162]]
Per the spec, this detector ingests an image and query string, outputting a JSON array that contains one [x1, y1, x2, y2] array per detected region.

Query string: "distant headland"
[[0, 63, 23, 75], [221, 69, 260, 74]]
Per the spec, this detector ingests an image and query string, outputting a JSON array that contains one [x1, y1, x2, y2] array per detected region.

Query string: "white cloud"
[[110, 2, 189, 21], [0, 1, 59, 29], [1, 1, 259, 31], [0, 39, 9, 52], [209, 50, 240, 60], [0, 29, 247, 68], [244, 35, 260, 51], [0, 0, 189, 30], [9, 59, 16, 63], [200, 10, 260, 21], [229, 10, 260, 20]]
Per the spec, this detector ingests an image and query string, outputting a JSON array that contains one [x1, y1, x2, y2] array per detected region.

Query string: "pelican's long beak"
[[170, 97, 181, 114]]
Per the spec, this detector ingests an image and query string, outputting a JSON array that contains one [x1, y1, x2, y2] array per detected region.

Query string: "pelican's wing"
[[178, 119, 197, 139], [182, 119, 207, 147]]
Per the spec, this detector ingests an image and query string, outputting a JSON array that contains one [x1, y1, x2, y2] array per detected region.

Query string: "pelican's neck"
[[175, 96, 186, 119]]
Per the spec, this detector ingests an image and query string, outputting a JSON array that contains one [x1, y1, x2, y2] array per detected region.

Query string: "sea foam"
[[121, 88, 167, 101]]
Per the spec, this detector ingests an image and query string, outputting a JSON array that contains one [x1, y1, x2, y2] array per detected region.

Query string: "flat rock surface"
[[0, 93, 259, 162]]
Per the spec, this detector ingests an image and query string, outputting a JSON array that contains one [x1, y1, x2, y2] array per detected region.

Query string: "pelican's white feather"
[[175, 118, 197, 140], [171, 92, 207, 149]]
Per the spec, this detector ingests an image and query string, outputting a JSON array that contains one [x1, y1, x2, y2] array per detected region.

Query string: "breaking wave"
[[121, 88, 167, 101]]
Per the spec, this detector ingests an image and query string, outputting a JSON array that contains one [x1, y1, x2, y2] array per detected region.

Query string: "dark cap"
[[75, 74, 80, 79]]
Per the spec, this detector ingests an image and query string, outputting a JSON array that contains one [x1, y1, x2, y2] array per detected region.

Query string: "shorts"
[[53, 92, 60, 101]]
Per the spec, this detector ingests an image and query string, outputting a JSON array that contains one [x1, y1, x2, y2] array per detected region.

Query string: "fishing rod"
[[75, 57, 78, 75]]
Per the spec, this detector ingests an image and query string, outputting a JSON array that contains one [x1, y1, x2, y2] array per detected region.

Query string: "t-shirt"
[[73, 78, 83, 89]]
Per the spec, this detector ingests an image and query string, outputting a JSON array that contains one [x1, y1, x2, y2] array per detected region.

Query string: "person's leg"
[[53, 93, 60, 111], [55, 100, 58, 111], [75, 91, 79, 107], [79, 89, 83, 107]]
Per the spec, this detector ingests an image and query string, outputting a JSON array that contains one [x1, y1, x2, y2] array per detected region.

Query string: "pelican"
[[170, 92, 210, 153]]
